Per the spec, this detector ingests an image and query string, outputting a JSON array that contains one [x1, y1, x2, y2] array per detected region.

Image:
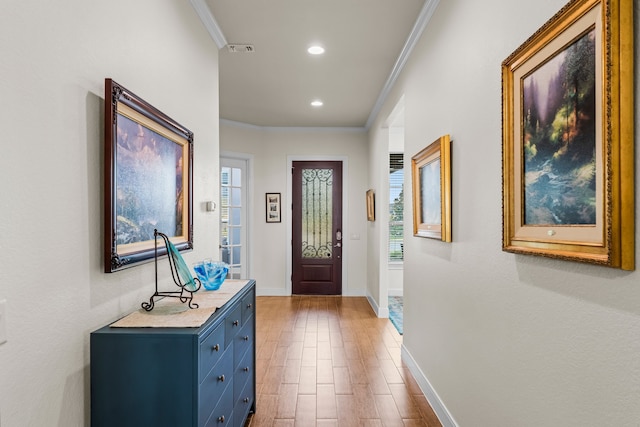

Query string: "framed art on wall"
[[266, 193, 281, 223], [104, 79, 194, 273], [366, 189, 375, 221], [501, 0, 634, 270], [411, 134, 452, 242]]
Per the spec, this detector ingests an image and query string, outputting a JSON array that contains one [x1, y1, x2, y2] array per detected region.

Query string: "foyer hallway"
[[248, 296, 442, 426]]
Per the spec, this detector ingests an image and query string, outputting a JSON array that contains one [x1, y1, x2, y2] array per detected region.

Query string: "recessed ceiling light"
[[307, 46, 325, 55], [311, 100, 323, 107]]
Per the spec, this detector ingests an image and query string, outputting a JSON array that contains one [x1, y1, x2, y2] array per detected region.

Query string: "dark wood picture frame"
[[266, 192, 281, 223], [104, 79, 194, 272]]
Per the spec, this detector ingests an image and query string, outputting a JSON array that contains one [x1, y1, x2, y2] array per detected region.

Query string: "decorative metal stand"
[[141, 230, 201, 311]]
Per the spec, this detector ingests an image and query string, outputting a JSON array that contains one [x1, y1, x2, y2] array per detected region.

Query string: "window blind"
[[389, 153, 404, 262]]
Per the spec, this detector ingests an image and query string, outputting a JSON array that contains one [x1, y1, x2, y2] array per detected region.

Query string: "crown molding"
[[190, 0, 227, 49], [220, 118, 366, 133], [365, 0, 440, 130]]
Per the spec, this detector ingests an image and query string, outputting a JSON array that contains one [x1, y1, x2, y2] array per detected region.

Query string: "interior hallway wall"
[[0, 2, 220, 425], [220, 122, 369, 296], [368, 0, 640, 425]]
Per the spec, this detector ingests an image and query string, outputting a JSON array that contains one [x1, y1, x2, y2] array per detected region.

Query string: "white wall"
[[367, 127, 385, 306], [369, 0, 640, 426], [388, 267, 403, 296], [0, 2, 220, 426], [220, 122, 369, 296]]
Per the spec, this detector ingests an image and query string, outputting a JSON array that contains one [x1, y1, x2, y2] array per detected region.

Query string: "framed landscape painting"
[[104, 79, 194, 272], [502, 0, 634, 269], [411, 135, 452, 242]]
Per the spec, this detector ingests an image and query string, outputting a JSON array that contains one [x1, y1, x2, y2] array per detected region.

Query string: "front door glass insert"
[[301, 168, 333, 259]]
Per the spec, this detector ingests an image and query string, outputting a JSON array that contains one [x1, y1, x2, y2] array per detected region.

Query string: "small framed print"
[[266, 193, 281, 223]]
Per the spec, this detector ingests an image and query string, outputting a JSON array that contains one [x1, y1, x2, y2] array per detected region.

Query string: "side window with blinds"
[[389, 153, 404, 262]]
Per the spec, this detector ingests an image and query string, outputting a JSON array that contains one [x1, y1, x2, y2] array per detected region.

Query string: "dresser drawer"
[[199, 347, 234, 426], [233, 344, 253, 402], [224, 305, 243, 346], [233, 319, 254, 367], [233, 380, 255, 427], [204, 382, 234, 427], [199, 322, 226, 382], [241, 289, 255, 323]]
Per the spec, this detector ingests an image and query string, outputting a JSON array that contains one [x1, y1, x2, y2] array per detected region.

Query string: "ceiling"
[[191, 0, 438, 129]]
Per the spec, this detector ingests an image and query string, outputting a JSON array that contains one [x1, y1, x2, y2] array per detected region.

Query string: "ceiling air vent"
[[226, 44, 255, 53]]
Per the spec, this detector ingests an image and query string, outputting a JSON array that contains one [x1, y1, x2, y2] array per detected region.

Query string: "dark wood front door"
[[292, 161, 343, 295]]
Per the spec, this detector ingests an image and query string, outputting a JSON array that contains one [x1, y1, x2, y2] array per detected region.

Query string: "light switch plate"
[[0, 300, 7, 345]]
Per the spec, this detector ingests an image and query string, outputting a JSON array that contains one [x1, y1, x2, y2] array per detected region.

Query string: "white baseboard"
[[255, 288, 368, 297], [401, 344, 458, 427], [255, 288, 289, 296], [342, 289, 367, 297], [388, 289, 404, 297], [366, 293, 389, 318]]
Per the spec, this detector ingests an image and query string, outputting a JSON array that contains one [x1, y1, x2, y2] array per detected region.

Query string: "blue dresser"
[[91, 280, 256, 427]]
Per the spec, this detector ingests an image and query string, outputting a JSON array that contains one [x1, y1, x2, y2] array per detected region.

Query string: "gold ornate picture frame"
[[412, 134, 452, 242], [366, 189, 375, 221], [502, 0, 634, 270]]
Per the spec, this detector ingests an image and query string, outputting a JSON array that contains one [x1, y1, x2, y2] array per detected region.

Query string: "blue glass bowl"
[[193, 260, 228, 291]]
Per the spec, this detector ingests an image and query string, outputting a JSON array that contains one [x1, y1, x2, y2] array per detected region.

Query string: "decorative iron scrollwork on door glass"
[[301, 168, 333, 259]]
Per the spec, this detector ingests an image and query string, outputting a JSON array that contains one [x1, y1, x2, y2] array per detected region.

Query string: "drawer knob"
[[233, 320, 239, 326], [243, 397, 250, 403], [247, 303, 252, 308], [213, 344, 220, 352], [218, 374, 225, 382], [243, 335, 249, 341], [243, 366, 250, 372], [218, 415, 225, 423]]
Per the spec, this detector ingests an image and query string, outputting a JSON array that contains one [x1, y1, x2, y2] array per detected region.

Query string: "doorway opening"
[[386, 98, 405, 333]]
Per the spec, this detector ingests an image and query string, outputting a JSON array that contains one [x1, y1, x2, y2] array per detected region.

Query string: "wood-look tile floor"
[[246, 296, 442, 427]]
